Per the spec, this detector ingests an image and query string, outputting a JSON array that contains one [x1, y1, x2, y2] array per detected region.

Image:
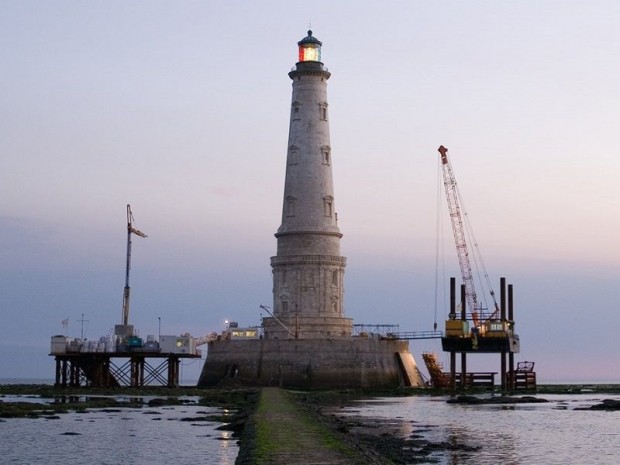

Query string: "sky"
[[1, 1, 619, 384]]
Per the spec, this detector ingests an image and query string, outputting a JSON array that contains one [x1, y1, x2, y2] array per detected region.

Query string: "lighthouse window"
[[321, 146, 331, 165], [286, 196, 296, 216], [323, 196, 333, 217], [288, 146, 299, 165], [332, 270, 338, 286], [292, 102, 301, 120], [319, 103, 328, 121]]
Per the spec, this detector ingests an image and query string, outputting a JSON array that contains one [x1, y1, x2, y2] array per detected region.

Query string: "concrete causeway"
[[240, 387, 365, 465]]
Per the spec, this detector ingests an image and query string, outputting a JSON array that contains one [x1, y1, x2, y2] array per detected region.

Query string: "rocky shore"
[[446, 394, 548, 404], [2, 384, 619, 463], [288, 390, 481, 464], [574, 398, 620, 410], [0, 384, 257, 420], [239, 387, 620, 464]]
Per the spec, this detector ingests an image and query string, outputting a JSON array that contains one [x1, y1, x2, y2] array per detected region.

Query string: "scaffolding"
[[52, 352, 200, 388]]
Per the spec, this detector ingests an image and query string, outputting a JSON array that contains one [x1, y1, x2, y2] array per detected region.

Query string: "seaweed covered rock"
[[447, 395, 548, 404], [575, 399, 620, 411]]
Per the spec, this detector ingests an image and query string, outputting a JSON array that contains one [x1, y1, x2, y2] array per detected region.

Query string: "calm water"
[[2, 391, 619, 464], [339, 394, 620, 465], [0, 396, 238, 465]]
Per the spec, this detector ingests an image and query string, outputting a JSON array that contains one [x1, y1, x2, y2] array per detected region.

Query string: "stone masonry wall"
[[198, 337, 418, 389]]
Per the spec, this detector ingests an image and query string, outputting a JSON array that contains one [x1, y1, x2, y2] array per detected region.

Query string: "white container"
[[160, 335, 195, 354], [67, 339, 81, 353], [50, 336, 68, 354]]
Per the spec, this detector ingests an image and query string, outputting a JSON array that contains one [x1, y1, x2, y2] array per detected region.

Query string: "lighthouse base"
[[197, 337, 423, 389]]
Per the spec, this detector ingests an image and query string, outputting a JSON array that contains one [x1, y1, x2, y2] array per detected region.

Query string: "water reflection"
[[0, 401, 238, 465], [340, 394, 620, 465]]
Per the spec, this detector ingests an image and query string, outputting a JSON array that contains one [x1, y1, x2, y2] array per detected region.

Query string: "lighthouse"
[[198, 31, 422, 389], [264, 31, 352, 339]]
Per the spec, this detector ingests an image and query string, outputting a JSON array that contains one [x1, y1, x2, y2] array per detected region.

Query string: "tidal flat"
[[0, 384, 258, 420], [2, 384, 619, 464]]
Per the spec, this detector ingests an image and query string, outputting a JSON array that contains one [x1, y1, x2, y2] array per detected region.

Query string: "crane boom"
[[437, 145, 481, 326], [121, 204, 148, 326], [436, 147, 518, 356]]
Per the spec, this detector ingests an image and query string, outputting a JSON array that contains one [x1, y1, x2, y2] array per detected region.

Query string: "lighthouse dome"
[[297, 30, 322, 46], [297, 30, 322, 62]]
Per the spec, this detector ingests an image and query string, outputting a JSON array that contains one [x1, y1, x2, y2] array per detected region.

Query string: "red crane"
[[437, 146, 499, 328]]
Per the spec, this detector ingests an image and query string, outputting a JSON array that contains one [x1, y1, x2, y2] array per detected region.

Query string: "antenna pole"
[[79, 313, 88, 340]]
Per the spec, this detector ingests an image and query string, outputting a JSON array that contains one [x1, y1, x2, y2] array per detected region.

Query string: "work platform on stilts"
[[51, 351, 201, 388]]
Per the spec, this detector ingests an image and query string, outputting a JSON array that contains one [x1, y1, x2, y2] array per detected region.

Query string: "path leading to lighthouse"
[[236, 387, 385, 465]]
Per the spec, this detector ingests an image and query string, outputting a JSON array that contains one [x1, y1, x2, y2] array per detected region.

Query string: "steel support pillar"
[[508, 283, 515, 391], [500, 277, 507, 392], [130, 356, 146, 387], [460, 284, 467, 388], [449, 277, 457, 391], [167, 356, 180, 387]]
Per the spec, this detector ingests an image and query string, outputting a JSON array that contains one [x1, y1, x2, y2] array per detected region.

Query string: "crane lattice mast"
[[437, 145, 482, 327], [121, 204, 147, 326]]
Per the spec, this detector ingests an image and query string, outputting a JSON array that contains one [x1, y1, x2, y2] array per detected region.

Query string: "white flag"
[[130, 227, 148, 238]]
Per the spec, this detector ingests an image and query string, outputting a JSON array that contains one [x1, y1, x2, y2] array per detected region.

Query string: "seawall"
[[198, 337, 422, 389]]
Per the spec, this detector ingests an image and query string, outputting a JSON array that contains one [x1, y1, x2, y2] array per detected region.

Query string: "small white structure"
[[160, 335, 196, 354], [50, 336, 68, 354]]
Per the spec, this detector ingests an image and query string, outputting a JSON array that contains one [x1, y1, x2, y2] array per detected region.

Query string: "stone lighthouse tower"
[[198, 31, 423, 389], [264, 30, 352, 339]]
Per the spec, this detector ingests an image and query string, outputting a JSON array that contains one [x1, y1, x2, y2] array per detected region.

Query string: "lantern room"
[[298, 30, 322, 62]]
